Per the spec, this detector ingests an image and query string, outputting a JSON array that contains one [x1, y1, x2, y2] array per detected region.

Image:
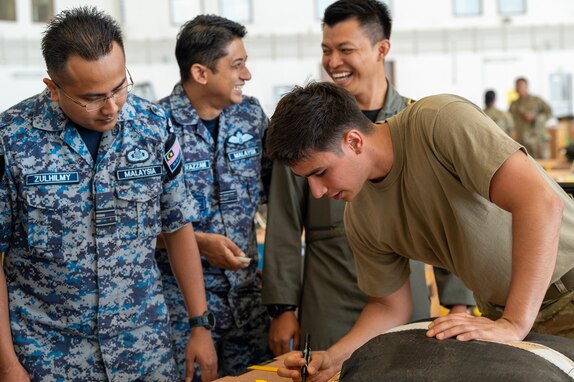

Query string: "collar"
[[168, 82, 201, 126]]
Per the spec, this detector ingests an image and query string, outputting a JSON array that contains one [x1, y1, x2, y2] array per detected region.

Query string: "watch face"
[[206, 311, 216, 329]]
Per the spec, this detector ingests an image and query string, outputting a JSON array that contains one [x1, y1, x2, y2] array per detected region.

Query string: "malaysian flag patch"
[[163, 133, 183, 178]]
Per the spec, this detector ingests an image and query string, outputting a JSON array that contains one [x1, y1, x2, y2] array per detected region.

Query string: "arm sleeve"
[[430, 101, 523, 200], [262, 161, 307, 306], [0, 144, 15, 254], [160, 134, 199, 232]]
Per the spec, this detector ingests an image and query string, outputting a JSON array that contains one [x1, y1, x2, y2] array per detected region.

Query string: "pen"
[[301, 333, 311, 382]]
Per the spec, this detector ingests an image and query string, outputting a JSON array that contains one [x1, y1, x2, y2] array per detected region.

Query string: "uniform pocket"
[[115, 179, 162, 240], [25, 189, 68, 258]]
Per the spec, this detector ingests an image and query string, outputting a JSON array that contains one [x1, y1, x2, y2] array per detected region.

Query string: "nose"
[[327, 51, 343, 70], [308, 177, 327, 199], [100, 95, 119, 115], [242, 65, 252, 81]]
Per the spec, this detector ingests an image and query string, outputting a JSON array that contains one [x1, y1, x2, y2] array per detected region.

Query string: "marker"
[[301, 333, 311, 382], [247, 365, 278, 372]]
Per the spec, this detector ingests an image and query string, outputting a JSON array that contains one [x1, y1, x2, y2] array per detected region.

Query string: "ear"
[[344, 130, 365, 154], [378, 39, 391, 61], [190, 63, 209, 85], [43, 78, 60, 102]]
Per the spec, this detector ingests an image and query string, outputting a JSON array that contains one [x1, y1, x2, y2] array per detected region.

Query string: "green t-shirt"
[[345, 94, 574, 305]]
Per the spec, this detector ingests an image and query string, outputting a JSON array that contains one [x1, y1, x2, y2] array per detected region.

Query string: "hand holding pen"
[[301, 333, 311, 382]]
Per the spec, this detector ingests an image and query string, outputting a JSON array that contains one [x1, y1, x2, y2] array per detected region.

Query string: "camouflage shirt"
[[157, 83, 270, 329], [0, 89, 195, 380]]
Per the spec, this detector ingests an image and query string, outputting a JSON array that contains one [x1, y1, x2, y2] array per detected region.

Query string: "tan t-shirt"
[[345, 94, 574, 306]]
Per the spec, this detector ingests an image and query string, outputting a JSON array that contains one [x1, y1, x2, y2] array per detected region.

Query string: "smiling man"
[[263, 0, 472, 357], [0, 7, 216, 381], [266, 82, 574, 382], [154, 15, 273, 379]]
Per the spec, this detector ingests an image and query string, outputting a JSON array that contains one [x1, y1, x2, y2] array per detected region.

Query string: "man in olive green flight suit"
[[262, 0, 474, 355]]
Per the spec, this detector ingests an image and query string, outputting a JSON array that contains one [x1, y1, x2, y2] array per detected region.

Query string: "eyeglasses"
[[51, 68, 134, 112]]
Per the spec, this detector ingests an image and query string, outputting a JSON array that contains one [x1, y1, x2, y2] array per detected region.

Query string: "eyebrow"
[[291, 167, 323, 178], [232, 56, 247, 65], [80, 76, 127, 98], [321, 41, 355, 49]]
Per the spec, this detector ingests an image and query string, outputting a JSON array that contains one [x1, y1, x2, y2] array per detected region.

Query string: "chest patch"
[[117, 165, 162, 181], [227, 146, 261, 161], [185, 160, 211, 172], [26, 171, 80, 186], [127, 148, 150, 163], [228, 132, 254, 144]]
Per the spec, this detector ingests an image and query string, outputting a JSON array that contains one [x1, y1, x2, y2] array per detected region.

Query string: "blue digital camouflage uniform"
[[155, 83, 273, 379], [0, 89, 195, 381]]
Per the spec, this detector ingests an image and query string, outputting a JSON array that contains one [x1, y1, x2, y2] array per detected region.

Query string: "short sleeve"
[[160, 135, 199, 232], [430, 100, 522, 200], [344, 204, 410, 297]]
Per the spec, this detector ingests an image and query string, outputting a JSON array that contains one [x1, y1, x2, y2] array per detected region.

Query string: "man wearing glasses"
[[0, 7, 216, 381]]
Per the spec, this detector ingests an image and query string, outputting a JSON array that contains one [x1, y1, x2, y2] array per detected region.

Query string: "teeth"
[[331, 72, 351, 80], [234, 85, 243, 91]]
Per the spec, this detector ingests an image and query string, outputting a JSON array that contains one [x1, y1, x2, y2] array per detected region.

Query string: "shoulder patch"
[[163, 133, 183, 179]]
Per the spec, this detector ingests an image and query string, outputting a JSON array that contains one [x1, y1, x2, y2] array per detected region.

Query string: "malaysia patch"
[[127, 148, 150, 163], [228, 131, 254, 144], [164, 134, 183, 179], [227, 146, 261, 161], [116, 165, 162, 181], [185, 160, 211, 172], [26, 171, 80, 186]]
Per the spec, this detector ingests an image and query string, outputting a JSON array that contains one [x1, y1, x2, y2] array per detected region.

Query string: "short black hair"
[[323, 0, 392, 44], [42, 6, 124, 79], [175, 14, 247, 83], [516, 77, 528, 85], [485, 90, 496, 106], [266, 81, 374, 166]]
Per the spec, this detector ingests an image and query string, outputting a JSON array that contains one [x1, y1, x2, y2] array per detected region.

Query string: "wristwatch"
[[189, 310, 216, 330], [267, 304, 297, 318]]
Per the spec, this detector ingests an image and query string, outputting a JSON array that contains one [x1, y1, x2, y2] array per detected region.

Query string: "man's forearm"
[[503, 197, 563, 337], [326, 286, 412, 371], [163, 224, 208, 317]]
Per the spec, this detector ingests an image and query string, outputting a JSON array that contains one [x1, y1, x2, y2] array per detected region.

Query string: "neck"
[[182, 81, 223, 120], [356, 76, 388, 111], [367, 122, 394, 181]]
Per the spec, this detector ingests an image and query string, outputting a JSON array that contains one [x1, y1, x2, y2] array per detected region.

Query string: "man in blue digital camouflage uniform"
[[155, 15, 273, 379], [0, 7, 216, 381]]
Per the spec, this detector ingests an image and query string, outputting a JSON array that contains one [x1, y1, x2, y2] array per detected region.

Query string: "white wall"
[[1, 0, 574, 117]]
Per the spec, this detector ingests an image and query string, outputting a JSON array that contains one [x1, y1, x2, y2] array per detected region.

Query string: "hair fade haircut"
[[266, 81, 374, 166], [323, 0, 392, 44], [485, 90, 495, 106], [175, 14, 247, 83], [42, 6, 124, 79]]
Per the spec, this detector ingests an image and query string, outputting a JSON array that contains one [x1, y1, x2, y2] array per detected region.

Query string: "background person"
[[509, 77, 553, 159]]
